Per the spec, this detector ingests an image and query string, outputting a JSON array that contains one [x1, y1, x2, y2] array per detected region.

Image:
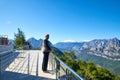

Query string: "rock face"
[[27, 37, 43, 49], [27, 38, 63, 55], [54, 38, 120, 61], [8, 38, 43, 49]]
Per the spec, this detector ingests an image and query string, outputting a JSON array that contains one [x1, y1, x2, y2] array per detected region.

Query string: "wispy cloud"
[[6, 21, 12, 24], [63, 40, 91, 42], [81, 40, 91, 42], [63, 40, 76, 42]]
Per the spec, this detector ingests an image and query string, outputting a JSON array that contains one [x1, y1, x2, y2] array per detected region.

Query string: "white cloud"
[[63, 40, 91, 42], [81, 40, 91, 42], [6, 21, 12, 24], [63, 40, 76, 42]]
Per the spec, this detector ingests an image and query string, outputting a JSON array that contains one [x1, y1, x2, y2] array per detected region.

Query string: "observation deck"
[[0, 46, 83, 80]]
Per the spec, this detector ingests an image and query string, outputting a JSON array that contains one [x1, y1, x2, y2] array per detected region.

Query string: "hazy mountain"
[[27, 37, 43, 49], [27, 37, 63, 55], [55, 38, 120, 61], [8, 37, 63, 55], [55, 38, 120, 75], [8, 39, 14, 46], [54, 42, 84, 52]]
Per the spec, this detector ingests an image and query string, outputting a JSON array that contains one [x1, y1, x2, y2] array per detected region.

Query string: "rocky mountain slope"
[[27, 37, 43, 49], [55, 38, 120, 61]]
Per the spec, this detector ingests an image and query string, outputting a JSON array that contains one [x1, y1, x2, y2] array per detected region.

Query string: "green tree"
[[57, 51, 120, 80], [14, 28, 25, 48]]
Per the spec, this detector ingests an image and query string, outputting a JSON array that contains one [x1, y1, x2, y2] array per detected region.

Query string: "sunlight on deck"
[[1, 50, 56, 80]]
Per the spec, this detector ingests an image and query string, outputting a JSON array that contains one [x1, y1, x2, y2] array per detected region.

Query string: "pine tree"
[[14, 28, 25, 48]]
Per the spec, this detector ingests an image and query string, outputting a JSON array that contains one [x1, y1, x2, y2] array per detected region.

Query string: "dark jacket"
[[42, 39, 51, 52]]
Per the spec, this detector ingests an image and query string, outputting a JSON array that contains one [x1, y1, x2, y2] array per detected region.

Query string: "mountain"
[[79, 37, 120, 60], [8, 39, 14, 46], [54, 38, 120, 75], [55, 37, 120, 61], [8, 37, 63, 55], [27, 37, 63, 55], [54, 42, 84, 52], [27, 37, 43, 49]]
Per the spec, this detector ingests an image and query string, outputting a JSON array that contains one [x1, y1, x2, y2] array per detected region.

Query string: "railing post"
[[14, 51, 15, 64], [56, 58, 60, 80], [8, 52, 10, 68], [0, 55, 2, 78], [27, 53, 30, 75], [51, 54, 56, 73], [55, 58, 58, 80], [53, 56, 56, 72], [51, 53, 84, 80], [66, 69, 68, 80]]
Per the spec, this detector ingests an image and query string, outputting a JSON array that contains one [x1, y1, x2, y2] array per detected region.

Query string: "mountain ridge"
[[54, 37, 120, 75], [55, 37, 120, 61], [27, 37, 43, 49]]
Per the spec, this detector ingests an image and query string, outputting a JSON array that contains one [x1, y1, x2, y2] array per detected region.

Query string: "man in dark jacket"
[[42, 34, 51, 73]]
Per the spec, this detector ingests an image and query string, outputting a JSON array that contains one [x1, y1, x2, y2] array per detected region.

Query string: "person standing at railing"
[[42, 34, 51, 73]]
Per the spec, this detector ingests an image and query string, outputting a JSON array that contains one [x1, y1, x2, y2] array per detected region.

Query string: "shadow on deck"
[[1, 71, 55, 80], [0, 50, 56, 80], [0, 50, 84, 80]]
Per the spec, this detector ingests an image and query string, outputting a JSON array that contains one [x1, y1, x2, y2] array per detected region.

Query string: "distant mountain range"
[[27, 37, 43, 49], [54, 37, 120, 75], [8, 37, 63, 55], [55, 37, 120, 61], [9, 37, 120, 60], [9, 37, 120, 75], [27, 37, 63, 55], [8, 38, 43, 49]]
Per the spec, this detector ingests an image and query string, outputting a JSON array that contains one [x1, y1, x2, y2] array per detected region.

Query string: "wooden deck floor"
[[1, 50, 56, 80]]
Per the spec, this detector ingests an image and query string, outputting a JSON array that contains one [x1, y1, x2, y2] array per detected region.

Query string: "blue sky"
[[0, 0, 120, 44]]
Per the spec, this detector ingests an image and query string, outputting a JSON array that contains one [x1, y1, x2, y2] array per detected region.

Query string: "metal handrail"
[[1, 50, 84, 80], [49, 53, 84, 80], [0, 45, 13, 53], [0, 49, 18, 75]]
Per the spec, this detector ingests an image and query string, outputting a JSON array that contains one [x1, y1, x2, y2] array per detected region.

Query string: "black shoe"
[[43, 70, 49, 73]]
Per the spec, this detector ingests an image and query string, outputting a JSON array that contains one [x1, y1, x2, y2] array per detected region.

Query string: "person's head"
[[45, 34, 49, 40]]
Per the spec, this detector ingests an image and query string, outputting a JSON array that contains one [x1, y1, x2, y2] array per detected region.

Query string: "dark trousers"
[[42, 52, 49, 71]]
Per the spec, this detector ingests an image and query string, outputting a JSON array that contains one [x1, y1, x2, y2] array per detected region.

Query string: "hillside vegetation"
[[56, 51, 120, 80], [77, 51, 120, 75], [55, 38, 120, 75]]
